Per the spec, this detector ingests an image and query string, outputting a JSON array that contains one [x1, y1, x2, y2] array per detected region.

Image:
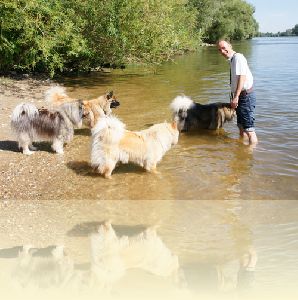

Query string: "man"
[[217, 40, 258, 145]]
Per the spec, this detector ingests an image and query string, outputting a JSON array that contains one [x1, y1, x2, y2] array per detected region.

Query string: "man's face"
[[217, 41, 233, 59]]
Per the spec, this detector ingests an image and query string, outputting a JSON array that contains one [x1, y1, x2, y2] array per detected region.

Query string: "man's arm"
[[231, 75, 246, 109]]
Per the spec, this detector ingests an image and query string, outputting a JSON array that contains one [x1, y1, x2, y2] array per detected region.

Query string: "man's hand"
[[231, 96, 239, 109]]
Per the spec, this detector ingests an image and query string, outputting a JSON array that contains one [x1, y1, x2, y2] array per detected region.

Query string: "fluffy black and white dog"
[[11, 100, 88, 155], [170, 95, 236, 132]]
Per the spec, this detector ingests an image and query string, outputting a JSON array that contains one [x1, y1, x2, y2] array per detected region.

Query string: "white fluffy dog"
[[91, 115, 179, 178], [11, 101, 87, 155]]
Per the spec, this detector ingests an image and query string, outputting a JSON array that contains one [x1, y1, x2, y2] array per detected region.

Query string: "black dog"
[[170, 95, 236, 131]]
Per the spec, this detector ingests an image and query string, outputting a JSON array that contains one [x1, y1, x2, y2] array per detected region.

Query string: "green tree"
[[0, 0, 88, 76], [189, 0, 258, 43], [0, 0, 200, 76]]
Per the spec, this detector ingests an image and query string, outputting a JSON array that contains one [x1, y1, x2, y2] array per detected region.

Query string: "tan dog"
[[44, 86, 120, 120], [81, 100, 108, 128], [91, 116, 179, 178]]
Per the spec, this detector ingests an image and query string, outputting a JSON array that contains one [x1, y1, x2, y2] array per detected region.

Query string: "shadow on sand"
[[67, 160, 146, 177], [0, 140, 19, 152]]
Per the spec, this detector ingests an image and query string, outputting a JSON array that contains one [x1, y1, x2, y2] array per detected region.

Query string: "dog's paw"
[[23, 150, 34, 155], [146, 166, 159, 174], [53, 148, 64, 154]]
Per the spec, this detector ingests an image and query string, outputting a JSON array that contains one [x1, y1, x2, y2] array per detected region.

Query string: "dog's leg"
[[103, 165, 114, 179], [52, 137, 64, 154], [19, 134, 34, 155], [98, 162, 115, 179], [76, 120, 83, 129], [22, 145, 34, 155], [208, 107, 218, 130], [145, 162, 158, 173], [104, 173, 112, 179]]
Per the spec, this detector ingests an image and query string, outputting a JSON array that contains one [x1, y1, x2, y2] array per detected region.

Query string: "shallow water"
[[55, 36, 298, 200]]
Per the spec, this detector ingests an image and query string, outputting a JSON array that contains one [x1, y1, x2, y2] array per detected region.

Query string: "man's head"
[[217, 40, 234, 59]]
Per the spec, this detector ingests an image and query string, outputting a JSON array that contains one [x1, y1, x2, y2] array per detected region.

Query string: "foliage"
[[0, 0, 258, 76], [75, 0, 200, 66], [189, 0, 258, 43], [0, 0, 89, 77]]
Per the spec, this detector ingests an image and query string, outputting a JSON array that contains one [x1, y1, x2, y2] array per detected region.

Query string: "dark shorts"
[[236, 91, 256, 132]]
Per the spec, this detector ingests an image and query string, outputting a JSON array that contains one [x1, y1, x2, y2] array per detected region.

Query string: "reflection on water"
[[0, 223, 255, 299], [3, 222, 179, 295], [1, 200, 298, 300]]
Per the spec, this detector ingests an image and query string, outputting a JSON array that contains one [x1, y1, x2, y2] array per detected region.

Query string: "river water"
[[1, 37, 298, 300], [56, 36, 298, 200]]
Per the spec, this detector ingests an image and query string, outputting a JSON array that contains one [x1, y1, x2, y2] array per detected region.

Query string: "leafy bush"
[[0, 0, 257, 76], [189, 0, 258, 43], [0, 0, 89, 76]]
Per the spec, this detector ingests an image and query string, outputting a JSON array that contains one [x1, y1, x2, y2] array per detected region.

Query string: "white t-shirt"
[[229, 53, 253, 93]]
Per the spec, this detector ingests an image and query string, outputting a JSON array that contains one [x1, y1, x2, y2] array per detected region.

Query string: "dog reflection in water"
[[90, 221, 180, 288], [12, 222, 180, 291], [13, 245, 74, 289]]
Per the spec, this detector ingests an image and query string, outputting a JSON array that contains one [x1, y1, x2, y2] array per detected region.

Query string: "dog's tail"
[[91, 115, 125, 144], [170, 95, 194, 113], [44, 86, 68, 105], [11, 102, 38, 124]]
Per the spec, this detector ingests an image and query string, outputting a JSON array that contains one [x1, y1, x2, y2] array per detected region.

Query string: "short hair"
[[216, 38, 232, 46]]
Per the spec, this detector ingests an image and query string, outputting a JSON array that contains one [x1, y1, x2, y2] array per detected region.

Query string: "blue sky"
[[247, 0, 298, 33]]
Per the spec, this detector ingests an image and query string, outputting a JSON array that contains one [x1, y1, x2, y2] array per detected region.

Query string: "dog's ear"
[[106, 91, 113, 99]]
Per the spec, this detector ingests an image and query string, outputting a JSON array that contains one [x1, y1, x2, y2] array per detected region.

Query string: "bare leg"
[[247, 131, 258, 145], [242, 131, 258, 145]]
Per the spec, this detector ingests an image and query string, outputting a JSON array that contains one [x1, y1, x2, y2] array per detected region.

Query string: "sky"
[[247, 0, 298, 33]]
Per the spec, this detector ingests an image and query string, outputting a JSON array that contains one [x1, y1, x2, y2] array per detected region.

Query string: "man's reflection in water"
[[213, 247, 258, 300], [237, 246, 258, 295]]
